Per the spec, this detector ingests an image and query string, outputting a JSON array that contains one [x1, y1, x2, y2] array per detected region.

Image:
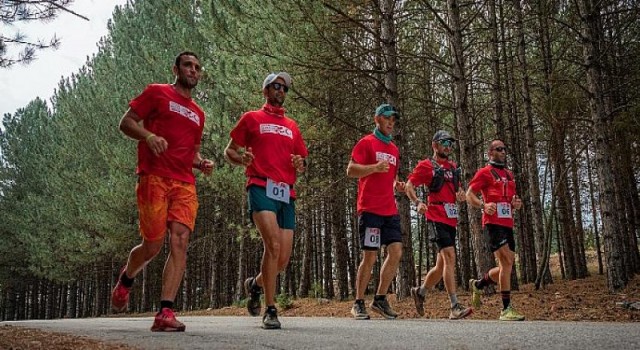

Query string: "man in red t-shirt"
[[347, 103, 405, 320], [110, 52, 214, 332], [466, 139, 524, 321], [405, 130, 472, 320], [224, 72, 308, 329]]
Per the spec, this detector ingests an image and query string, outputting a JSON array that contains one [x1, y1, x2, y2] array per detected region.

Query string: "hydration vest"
[[428, 159, 461, 193]]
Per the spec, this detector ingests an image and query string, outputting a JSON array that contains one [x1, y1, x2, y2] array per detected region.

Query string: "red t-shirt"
[[407, 158, 459, 227], [129, 84, 205, 185], [351, 134, 399, 216], [468, 164, 517, 228], [229, 104, 308, 199]]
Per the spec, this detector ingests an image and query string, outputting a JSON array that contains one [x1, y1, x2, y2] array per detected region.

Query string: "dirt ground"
[[2, 255, 639, 350]]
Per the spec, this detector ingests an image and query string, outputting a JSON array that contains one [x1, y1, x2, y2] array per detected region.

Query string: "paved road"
[[5, 316, 640, 350]]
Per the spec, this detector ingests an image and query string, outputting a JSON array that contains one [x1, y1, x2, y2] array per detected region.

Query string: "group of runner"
[[109, 52, 525, 332]]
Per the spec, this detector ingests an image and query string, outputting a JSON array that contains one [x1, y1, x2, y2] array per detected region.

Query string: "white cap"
[[262, 72, 292, 89]]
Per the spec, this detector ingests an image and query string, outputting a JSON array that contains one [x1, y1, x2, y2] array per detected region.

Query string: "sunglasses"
[[492, 146, 507, 152], [438, 139, 455, 148], [269, 82, 289, 93]]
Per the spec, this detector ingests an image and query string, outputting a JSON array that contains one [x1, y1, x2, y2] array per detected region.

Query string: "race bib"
[[497, 202, 512, 218], [444, 203, 459, 219], [266, 178, 290, 204], [364, 227, 381, 248]]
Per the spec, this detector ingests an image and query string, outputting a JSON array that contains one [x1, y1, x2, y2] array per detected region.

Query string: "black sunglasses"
[[492, 146, 507, 152], [269, 82, 289, 93]]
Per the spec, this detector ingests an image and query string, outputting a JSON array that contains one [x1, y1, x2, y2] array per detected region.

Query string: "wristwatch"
[[414, 199, 422, 206]]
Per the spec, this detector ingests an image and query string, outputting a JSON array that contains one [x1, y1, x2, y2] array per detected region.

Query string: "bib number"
[[444, 203, 458, 219], [266, 178, 290, 204], [497, 202, 512, 218], [364, 227, 381, 248]]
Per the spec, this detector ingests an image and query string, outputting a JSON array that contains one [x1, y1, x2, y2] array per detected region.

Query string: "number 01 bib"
[[266, 178, 290, 204]]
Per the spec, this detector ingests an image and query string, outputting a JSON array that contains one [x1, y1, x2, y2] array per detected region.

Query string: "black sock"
[[119, 271, 134, 288], [160, 300, 174, 311], [266, 305, 277, 314], [374, 294, 386, 301], [501, 291, 511, 310]]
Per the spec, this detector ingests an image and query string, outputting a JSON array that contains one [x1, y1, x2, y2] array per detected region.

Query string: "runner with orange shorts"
[[110, 52, 214, 332]]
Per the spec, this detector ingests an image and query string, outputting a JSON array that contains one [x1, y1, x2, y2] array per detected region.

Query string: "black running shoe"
[[262, 307, 281, 329], [244, 277, 262, 317], [371, 298, 398, 319], [351, 299, 370, 320]]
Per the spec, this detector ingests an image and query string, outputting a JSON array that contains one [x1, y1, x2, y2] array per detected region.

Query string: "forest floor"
[[2, 253, 639, 349]]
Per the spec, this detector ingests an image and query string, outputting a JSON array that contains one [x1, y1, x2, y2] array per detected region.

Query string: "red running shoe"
[[111, 268, 131, 313], [151, 308, 186, 332]]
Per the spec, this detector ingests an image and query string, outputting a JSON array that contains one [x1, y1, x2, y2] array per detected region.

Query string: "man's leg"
[[161, 221, 191, 303], [252, 211, 282, 308], [411, 252, 443, 316], [150, 221, 191, 332], [351, 250, 377, 320], [494, 244, 523, 320], [370, 242, 402, 319]]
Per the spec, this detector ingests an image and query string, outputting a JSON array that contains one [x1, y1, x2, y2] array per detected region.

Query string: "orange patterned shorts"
[[136, 174, 199, 241]]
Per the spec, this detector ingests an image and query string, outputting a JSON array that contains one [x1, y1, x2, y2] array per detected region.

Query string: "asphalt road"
[[5, 316, 640, 350]]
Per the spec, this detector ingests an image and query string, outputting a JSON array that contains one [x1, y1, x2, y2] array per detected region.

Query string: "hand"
[[291, 154, 305, 173], [394, 181, 406, 193], [199, 159, 215, 176], [373, 160, 390, 173], [240, 147, 254, 167], [146, 135, 168, 156], [484, 202, 497, 215], [456, 188, 466, 202], [512, 195, 522, 210], [416, 201, 427, 215]]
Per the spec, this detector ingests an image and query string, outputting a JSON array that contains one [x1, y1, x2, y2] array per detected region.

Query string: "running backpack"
[[428, 159, 461, 193]]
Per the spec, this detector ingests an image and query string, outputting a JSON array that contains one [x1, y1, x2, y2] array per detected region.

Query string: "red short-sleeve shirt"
[[351, 134, 400, 216], [129, 84, 205, 184]]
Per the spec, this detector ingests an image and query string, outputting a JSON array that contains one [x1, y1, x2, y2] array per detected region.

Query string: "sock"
[[418, 286, 427, 297], [449, 293, 458, 308], [355, 298, 365, 305], [501, 291, 511, 310], [266, 305, 277, 314], [477, 273, 495, 289], [119, 271, 134, 288], [160, 300, 174, 311], [374, 294, 386, 301]]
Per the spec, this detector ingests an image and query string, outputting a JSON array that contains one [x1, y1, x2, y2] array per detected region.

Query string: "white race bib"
[[266, 178, 290, 204], [364, 227, 381, 248], [444, 203, 459, 219], [497, 202, 512, 218]]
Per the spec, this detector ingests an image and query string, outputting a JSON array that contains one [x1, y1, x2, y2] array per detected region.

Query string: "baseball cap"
[[432, 130, 456, 142], [262, 72, 292, 89], [375, 103, 400, 119]]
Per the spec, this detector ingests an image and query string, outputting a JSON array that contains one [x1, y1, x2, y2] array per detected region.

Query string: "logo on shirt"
[[169, 101, 201, 126], [260, 124, 293, 139], [376, 152, 397, 166]]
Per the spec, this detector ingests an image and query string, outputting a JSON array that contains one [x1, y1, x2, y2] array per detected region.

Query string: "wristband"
[[145, 133, 156, 141], [414, 200, 422, 206]]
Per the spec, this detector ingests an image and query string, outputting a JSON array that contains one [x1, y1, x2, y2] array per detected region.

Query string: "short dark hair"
[[174, 51, 199, 67]]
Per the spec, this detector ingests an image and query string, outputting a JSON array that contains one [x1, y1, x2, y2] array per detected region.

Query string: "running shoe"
[[351, 299, 370, 320], [410, 287, 425, 316], [244, 277, 262, 317], [151, 308, 186, 332], [370, 298, 398, 319]]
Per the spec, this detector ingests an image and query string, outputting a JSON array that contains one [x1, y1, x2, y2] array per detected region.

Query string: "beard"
[[177, 75, 198, 89], [437, 152, 449, 159]]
